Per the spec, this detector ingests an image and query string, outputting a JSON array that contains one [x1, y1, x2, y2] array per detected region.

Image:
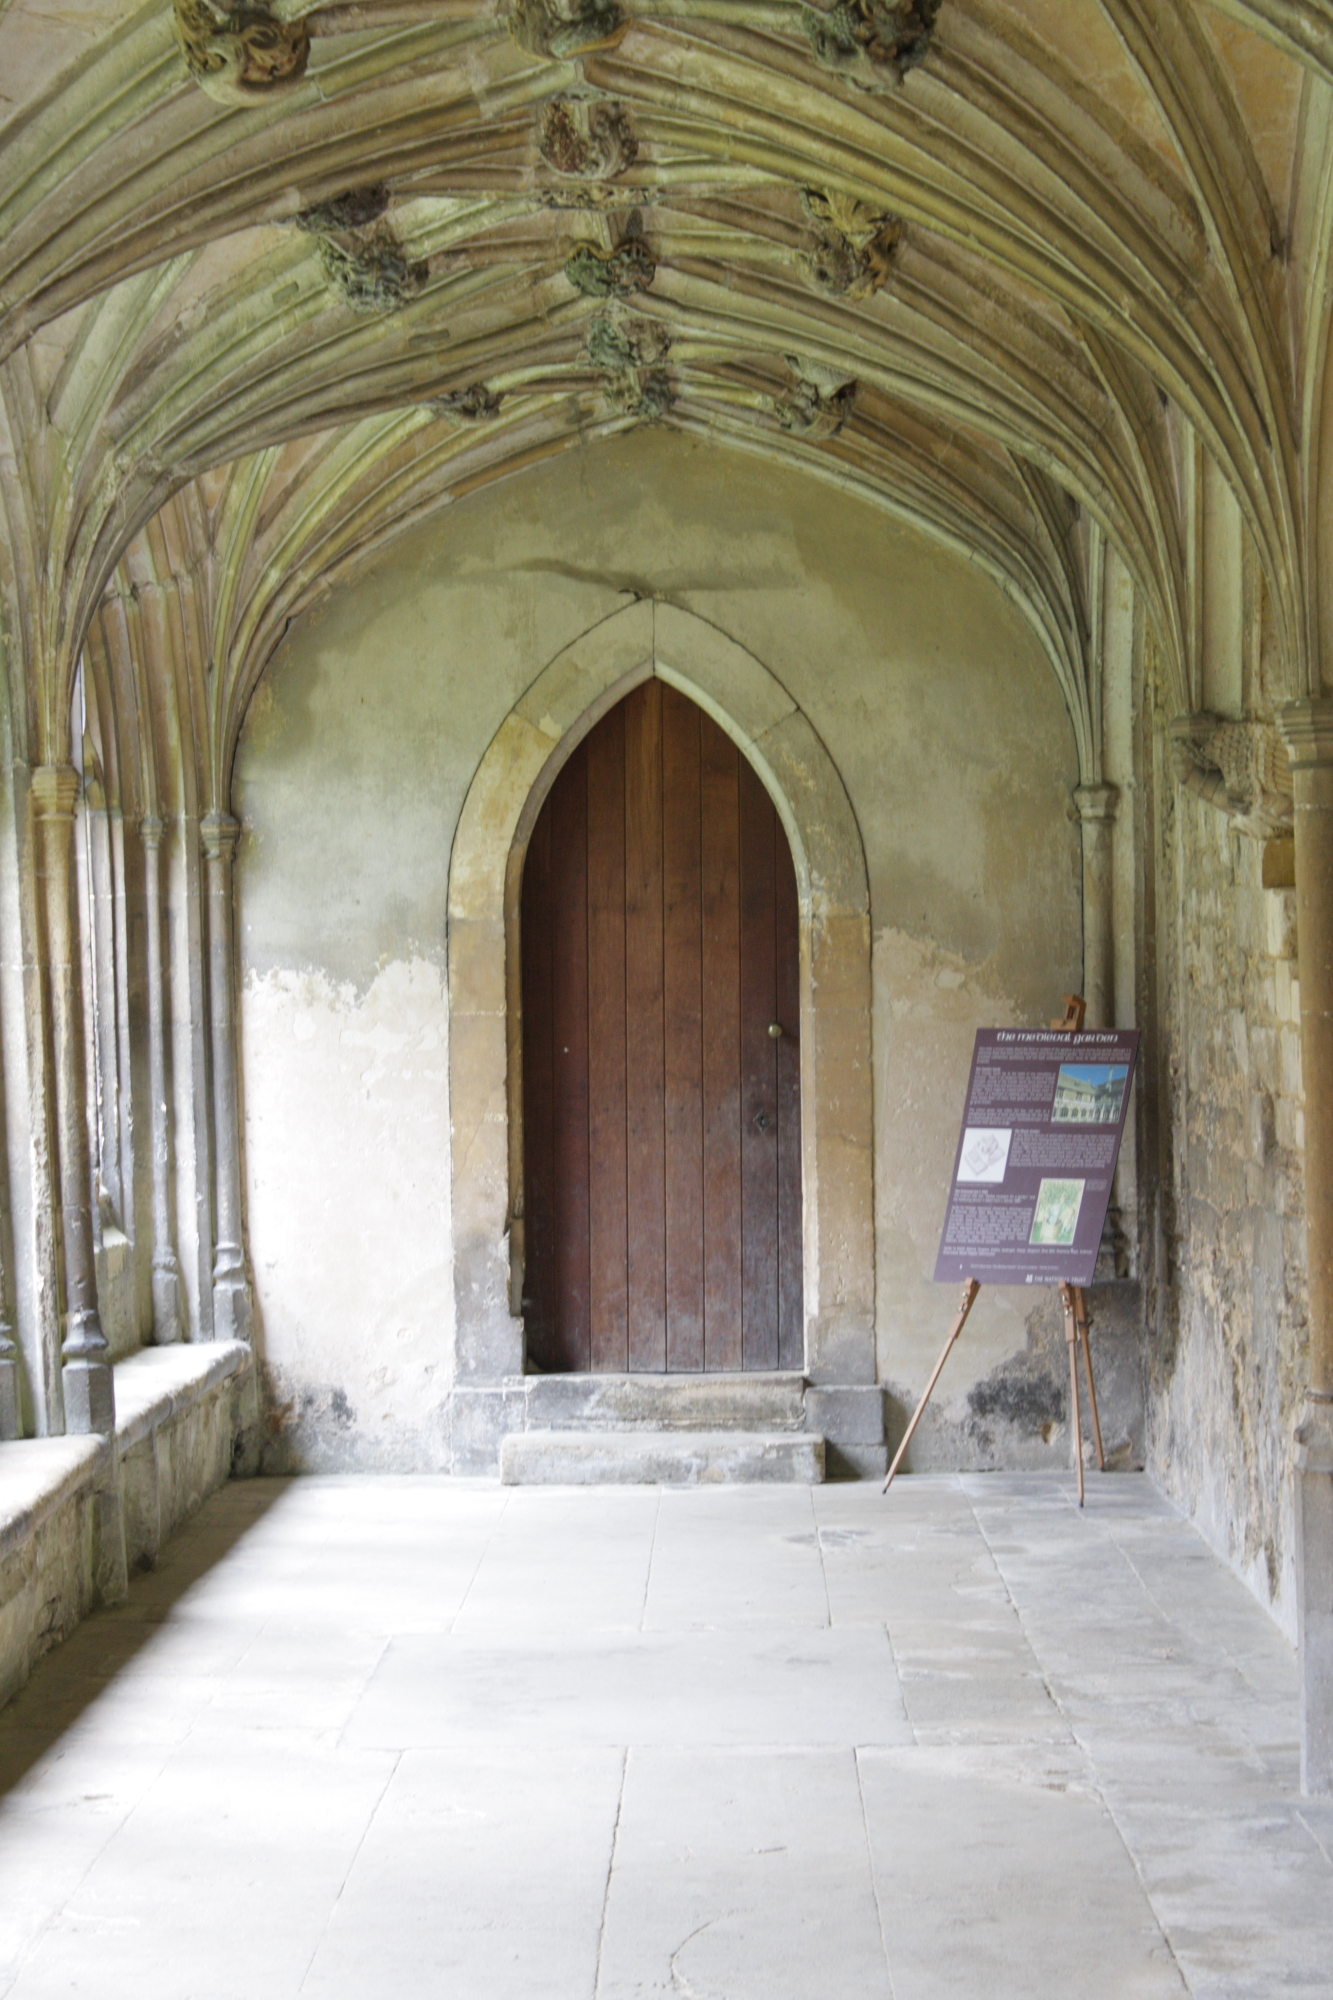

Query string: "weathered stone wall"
[[234, 428, 1123, 1473], [1146, 765, 1306, 1635]]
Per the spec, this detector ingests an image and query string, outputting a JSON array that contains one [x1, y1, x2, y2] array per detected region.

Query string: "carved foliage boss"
[[173, 0, 310, 101]]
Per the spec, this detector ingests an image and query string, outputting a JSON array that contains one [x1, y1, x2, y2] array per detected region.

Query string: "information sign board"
[[934, 1028, 1140, 1287]]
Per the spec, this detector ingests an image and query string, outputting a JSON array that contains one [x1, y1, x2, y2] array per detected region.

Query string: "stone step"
[[499, 1429, 825, 1486], [508, 1371, 808, 1434]]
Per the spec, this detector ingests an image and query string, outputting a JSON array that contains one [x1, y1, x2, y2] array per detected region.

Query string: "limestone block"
[[753, 710, 868, 914], [1281, 1027, 1304, 1099], [1265, 888, 1298, 961], [655, 606, 798, 745], [810, 912, 874, 1001], [515, 599, 655, 742], [449, 714, 554, 920], [1276, 1097, 1305, 1155], [517, 1372, 807, 1432], [63, 1358, 115, 1436], [1250, 1024, 1278, 1093], [119, 1435, 162, 1572], [500, 1428, 826, 1484], [0, 1438, 101, 1707], [804, 1383, 885, 1444], [1294, 1411, 1333, 1792], [807, 1306, 878, 1386], [1229, 1008, 1249, 1074], [448, 914, 506, 1016], [1274, 960, 1292, 1024], [450, 1383, 526, 1473]]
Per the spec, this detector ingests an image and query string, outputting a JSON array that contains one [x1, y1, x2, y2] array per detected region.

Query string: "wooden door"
[[521, 681, 802, 1374]]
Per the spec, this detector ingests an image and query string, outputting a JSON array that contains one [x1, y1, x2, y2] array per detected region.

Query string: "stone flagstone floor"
[[0, 1472, 1330, 1998]]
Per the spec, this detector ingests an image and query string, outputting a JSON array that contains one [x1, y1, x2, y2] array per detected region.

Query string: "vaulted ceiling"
[[0, 0, 1328, 802]]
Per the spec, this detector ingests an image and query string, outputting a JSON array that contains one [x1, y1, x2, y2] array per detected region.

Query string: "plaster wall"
[[234, 430, 1100, 1473]]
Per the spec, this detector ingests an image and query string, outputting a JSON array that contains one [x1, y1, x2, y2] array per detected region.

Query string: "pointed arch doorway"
[[520, 679, 803, 1374]]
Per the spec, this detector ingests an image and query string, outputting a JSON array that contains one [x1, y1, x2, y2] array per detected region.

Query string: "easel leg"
[[1060, 1282, 1086, 1508], [1073, 1286, 1106, 1471], [883, 1279, 981, 1493]]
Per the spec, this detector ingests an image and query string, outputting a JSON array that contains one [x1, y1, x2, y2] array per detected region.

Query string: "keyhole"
[[754, 1110, 771, 1132]]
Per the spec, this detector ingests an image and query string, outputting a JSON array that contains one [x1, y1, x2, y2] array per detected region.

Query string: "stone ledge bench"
[[0, 1342, 254, 1709]]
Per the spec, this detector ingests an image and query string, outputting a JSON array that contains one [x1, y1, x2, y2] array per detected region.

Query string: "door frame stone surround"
[[446, 601, 880, 1472]]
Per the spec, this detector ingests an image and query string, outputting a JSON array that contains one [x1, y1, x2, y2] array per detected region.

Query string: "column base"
[[151, 1256, 183, 1345], [212, 1271, 253, 1346], [1295, 1399, 1333, 1795], [62, 1356, 115, 1435]]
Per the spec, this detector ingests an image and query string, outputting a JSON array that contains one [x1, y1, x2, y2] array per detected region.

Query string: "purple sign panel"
[[934, 1029, 1140, 1288]]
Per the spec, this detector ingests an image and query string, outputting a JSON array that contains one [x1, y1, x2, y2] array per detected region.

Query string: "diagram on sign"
[[957, 1127, 1012, 1182]]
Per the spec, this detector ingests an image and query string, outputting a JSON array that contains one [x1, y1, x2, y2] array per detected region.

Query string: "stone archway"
[[446, 600, 876, 1472]]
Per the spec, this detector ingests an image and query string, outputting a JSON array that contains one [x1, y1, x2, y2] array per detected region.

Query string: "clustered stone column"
[[1278, 698, 1333, 1794], [32, 766, 114, 1434], [141, 815, 182, 1343], [1074, 782, 1119, 1030], [201, 811, 252, 1344], [0, 1260, 19, 1439]]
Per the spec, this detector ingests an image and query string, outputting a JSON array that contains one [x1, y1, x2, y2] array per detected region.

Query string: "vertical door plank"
[[520, 809, 555, 1371], [662, 687, 704, 1370], [550, 746, 591, 1370], [739, 762, 779, 1369], [586, 706, 629, 1371], [624, 682, 667, 1370], [774, 817, 803, 1370], [700, 719, 743, 1370]]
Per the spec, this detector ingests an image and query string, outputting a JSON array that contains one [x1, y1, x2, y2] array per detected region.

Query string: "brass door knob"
[[768, 1021, 784, 1039]]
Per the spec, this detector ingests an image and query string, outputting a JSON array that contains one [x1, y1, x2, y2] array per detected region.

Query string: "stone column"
[[32, 766, 114, 1434], [141, 816, 182, 1343], [0, 1242, 20, 1438], [1074, 783, 1119, 1030], [1278, 698, 1333, 1792], [201, 812, 252, 1344]]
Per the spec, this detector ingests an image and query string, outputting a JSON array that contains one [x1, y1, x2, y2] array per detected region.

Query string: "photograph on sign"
[[1052, 1063, 1129, 1125], [934, 1028, 1139, 1287], [1029, 1177, 1085, 1246]]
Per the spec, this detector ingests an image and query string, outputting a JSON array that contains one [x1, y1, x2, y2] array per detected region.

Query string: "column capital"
[[200, 810, 240, 862], [1073, 782, 1120, 823], [140, 812, 165, 850], [1278, 699, 1333, 770], [31, 765, 81, 820]]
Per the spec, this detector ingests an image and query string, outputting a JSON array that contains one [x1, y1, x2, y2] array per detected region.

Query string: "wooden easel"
[[883, 994, 1107, 1506]]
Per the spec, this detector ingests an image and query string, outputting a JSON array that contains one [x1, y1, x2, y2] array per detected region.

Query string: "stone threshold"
[[0, 1341, 255, 1710], [501, 1427, 826, 1485]]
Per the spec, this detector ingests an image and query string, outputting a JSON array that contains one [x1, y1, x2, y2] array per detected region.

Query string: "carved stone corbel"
[[801, 0, 941, 87], [1169, 713, 1293, 837], [774, 357, 856, 439], [585, 313, 672, 417], [800, 190, 902, 299], [510, 0, 625, 59], [537, 98, 637, 179], [319, 236, 428, 315], [429, 384, 504, 423], [564, 234, 656, 298]]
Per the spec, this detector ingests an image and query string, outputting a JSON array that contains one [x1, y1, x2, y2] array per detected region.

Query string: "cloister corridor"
[[0, 1473, 1328, 1998]]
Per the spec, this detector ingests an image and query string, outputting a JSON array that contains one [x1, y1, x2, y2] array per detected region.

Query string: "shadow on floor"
[[0, 1476, 292, 1802]]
